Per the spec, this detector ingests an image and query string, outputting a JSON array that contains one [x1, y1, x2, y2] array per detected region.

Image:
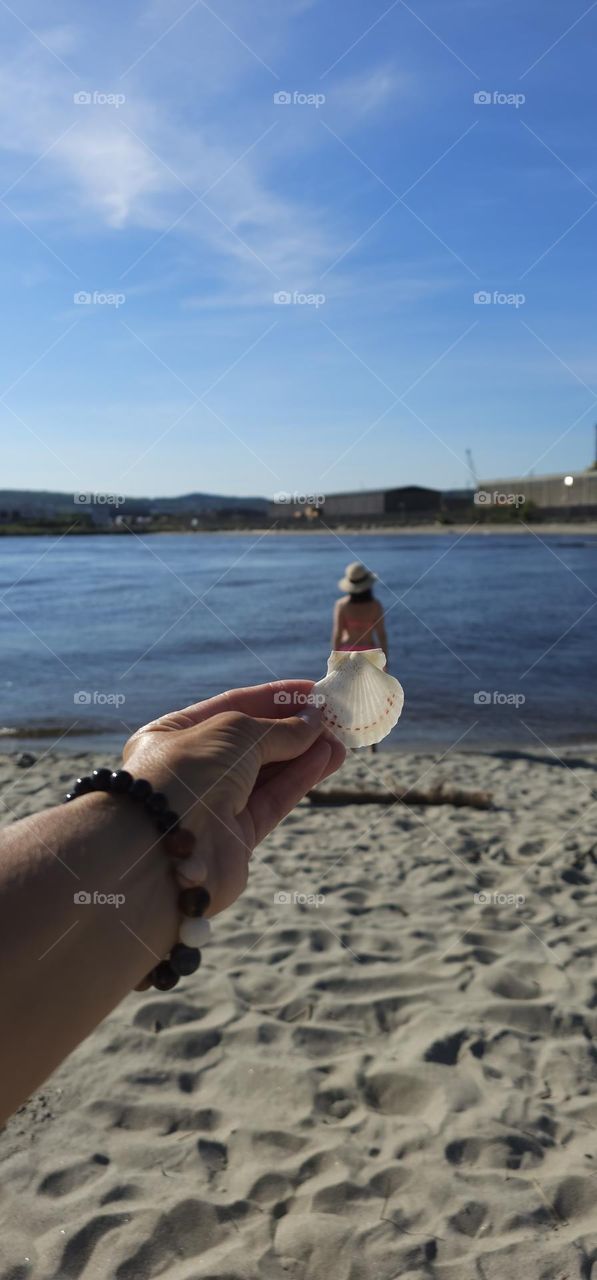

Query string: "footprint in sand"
[[363, 1068, 439, 1117], [39, 1153, 110, 1198], [484, 968, 542, 1000], [445, 1132, 544, 1170]]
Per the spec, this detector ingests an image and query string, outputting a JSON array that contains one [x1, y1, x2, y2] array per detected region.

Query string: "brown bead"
[[163, 826, 195, 859], [178, 885, 211, 917]]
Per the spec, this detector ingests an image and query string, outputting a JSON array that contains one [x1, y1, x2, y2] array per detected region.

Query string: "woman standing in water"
[[332, 562, 388, 662]]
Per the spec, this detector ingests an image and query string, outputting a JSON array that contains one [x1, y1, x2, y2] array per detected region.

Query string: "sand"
[[179, 523, 597, 537], [1, 744, 597, 1279]]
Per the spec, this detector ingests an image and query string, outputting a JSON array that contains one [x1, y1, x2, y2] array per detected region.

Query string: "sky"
[[1, 0, 597, 499]]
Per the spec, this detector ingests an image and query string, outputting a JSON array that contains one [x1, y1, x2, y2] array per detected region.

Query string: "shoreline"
[[2, 733, 597, 758], [208, 521, 597, 537], [2, 521, 597, 538]]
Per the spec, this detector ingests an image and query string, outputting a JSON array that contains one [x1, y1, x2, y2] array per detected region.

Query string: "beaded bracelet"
[[64, 767, 211, 992]]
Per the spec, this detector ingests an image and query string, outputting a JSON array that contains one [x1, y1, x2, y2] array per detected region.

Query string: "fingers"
[[316, 730, 347, 781], [248, 737, 333, 843], [127, 681, 319, 742], [249, 730, 346, 842], [252, 710, 324, 768]]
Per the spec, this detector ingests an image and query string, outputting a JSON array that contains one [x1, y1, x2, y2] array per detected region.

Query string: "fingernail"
[[298, 705, 323, 728], [176, 853, 208, 887]]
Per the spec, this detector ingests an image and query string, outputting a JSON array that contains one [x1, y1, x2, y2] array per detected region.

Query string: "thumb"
[[253, 707, 324, 768]]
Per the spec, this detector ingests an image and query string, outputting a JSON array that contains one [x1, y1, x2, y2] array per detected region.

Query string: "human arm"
[[331, 599, 344, 649], [0, 681, 345, 1122], [374, 605, 388, 664]]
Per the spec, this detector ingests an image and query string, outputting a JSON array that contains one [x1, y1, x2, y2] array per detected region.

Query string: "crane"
[[465, 449, 479, 490]]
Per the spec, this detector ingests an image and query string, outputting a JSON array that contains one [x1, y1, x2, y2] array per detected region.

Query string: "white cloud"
[[0, 12, 415, 296], [35, 24, 81, 57], [326, 66, 412, 123], [0, 32, 344, 282]]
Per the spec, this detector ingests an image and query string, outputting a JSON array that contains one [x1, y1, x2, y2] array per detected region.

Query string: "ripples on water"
[[0, 532, 596, 752]]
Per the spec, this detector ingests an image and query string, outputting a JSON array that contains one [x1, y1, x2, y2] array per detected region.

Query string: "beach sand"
[[1, 744, 597, 1278]]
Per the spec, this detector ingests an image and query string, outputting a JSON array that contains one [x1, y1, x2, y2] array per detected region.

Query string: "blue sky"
[[1, 0, 597, 498]]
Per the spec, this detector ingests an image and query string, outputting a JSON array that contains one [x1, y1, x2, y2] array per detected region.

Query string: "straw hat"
[[338, 561, 377, 594]]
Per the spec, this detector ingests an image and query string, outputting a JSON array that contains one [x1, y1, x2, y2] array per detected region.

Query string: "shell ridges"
[[314, 649, 404, 749]]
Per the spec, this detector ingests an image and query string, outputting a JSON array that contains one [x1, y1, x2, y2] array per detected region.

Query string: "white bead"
[[179, 916, 211, 948]]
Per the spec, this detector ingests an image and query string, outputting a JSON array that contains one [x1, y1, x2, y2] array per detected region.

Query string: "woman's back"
[[332, 562, 388, 661], [337, 595, 381, 647]]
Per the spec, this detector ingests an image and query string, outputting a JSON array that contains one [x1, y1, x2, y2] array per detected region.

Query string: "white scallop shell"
[[314, 649, 404, 748]]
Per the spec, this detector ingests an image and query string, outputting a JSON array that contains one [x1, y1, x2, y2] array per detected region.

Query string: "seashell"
[[314, 649, 404, 749]]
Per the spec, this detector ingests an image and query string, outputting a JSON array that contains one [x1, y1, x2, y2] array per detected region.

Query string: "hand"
[[123, 681, 345, 918]]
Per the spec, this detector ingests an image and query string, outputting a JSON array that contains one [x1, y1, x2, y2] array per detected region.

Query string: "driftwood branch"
[[307, 781, 493, 810]]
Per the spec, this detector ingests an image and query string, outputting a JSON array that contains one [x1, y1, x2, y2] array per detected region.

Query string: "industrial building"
[[269, 470, 597, 524], [269, 485, 442, 523], [478, 470, 597, 516]]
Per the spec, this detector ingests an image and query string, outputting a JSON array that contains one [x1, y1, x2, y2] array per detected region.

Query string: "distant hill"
[[0, 489, 269, 518]]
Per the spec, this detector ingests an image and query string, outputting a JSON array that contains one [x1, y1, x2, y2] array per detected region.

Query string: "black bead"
[[170, 943, 201, 977], [74, 775, 94, 796], [150, 960, 180, 991], [109, 769, 133, 793], [64, 792, 76, 802], [146, 791, 168, 814], [129, 777, 153, 801], [178, 886, 211, 917], [91, 768, 112, 790], [155, 809, 179, 834]]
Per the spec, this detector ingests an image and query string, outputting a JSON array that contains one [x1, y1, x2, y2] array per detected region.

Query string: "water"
[[0, 532, 596, 754]]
